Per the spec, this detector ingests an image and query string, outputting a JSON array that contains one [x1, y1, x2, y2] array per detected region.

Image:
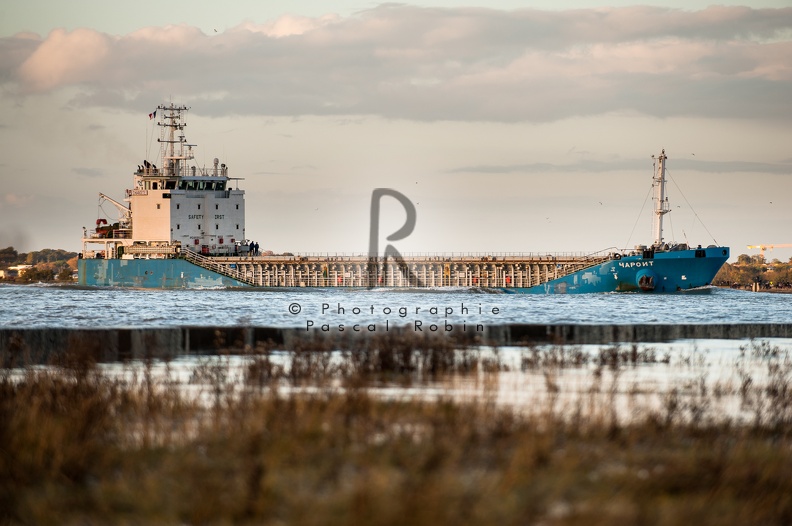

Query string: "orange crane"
[[747, 244, 792, 257]]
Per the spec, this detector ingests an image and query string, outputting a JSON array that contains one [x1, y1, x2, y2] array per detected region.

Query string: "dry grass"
[[2, 334, 792, 525]]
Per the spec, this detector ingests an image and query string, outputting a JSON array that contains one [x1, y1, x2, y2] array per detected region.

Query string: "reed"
[[2, 333, 792, 525]]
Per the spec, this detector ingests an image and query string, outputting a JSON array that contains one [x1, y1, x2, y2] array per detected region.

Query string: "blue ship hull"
[[502, 246, 729, 294], [78, 259, 247, 288], [78, 246, 729, 293]]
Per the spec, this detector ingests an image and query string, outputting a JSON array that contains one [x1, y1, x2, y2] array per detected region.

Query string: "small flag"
[[149, 110, 157, 120]]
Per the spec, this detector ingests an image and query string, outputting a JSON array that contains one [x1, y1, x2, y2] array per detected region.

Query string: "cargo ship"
[[78, 104, 729, 292]]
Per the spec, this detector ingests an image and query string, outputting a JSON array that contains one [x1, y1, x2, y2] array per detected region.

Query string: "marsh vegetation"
[[2, 333, 792, 525]]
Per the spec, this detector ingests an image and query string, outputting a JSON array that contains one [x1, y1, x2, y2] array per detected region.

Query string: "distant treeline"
[[0, 246, 78, 267], [715, 254, 792, 290], [0, 246, 78, 282]]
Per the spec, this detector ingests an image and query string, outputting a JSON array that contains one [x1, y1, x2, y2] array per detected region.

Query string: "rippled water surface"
[[1, 285, 790, 329]]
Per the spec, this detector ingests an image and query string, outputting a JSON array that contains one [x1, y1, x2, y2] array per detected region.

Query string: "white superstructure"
[[82, 103, 246, 259]]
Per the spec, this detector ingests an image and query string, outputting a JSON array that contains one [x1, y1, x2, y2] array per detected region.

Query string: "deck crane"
[[746, 244, 792, 257], [96, 192, 132, 237], [98, 192, 132, 230]]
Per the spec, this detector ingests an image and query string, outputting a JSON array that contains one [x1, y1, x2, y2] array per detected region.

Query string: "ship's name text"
[[617, 261, 654, 268]]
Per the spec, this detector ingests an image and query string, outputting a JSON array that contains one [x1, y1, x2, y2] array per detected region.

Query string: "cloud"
[[449, 157, 792, 175], [673, 159, 792, 174], [2, 193, 35, 207], [234, 14, 341, 37], [448, 159, 645, 174], [2, 6, 791, 122], [72, 167, 103, 178], [17, 28, 112, 92], [0, 32, 40, 83]]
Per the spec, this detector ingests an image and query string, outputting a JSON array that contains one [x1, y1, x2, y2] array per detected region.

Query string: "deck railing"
[[180, 248, 615, 289]]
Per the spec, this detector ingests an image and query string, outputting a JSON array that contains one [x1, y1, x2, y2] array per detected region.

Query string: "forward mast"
[[652, 149, 670, 247]]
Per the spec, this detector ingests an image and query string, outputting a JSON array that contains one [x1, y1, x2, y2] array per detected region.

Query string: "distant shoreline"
[[717, 286, 792, 294], [4, 281, 792, 294]]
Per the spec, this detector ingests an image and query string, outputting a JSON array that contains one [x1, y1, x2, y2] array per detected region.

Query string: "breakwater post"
[[2, 324, 792, 366]]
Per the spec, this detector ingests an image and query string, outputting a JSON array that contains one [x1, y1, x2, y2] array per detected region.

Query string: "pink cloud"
[[2, 193, 35, 207], [18, 28, 112, 92], [2, 5, 790, 122], [235, 14, 341, 38]]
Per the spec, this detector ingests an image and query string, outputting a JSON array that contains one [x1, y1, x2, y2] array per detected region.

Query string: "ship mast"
[[652, 149, 670, 247], [157, 103, 194, 178]]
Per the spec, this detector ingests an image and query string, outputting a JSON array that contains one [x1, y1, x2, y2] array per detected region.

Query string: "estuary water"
[[0, 284, 790, 329], [3, 284, 792, 423]]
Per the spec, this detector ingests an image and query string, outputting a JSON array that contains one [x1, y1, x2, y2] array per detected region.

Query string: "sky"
[[1, 0, 791, 263]]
